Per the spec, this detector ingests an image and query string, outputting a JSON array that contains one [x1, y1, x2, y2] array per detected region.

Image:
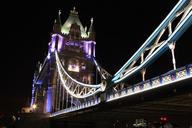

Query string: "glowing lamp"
[[32, 104, 37, 109], [68, 64, 80, 72]]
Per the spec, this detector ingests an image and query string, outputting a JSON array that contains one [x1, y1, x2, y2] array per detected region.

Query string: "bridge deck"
[[51, 77, 192, 127]]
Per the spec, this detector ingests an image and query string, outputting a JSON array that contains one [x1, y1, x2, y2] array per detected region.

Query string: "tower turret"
[[88, 18, 95, 40], [53, 10, 62, 34], [61, 7, 88, 38]]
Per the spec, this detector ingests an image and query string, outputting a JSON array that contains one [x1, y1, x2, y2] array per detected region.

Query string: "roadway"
[[51, 77, 192, 128]]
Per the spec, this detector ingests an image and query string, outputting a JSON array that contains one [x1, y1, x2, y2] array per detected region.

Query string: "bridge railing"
[[51, 64, 192, 117], [106, 64, 192, 102]]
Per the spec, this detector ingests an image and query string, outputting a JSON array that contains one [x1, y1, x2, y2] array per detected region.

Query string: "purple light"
[[46, 87, 52, 113], [47, 53, 51, 59], [30, 98, 35, 107], [81, 65, 86, 70], [93, 43, 95, 57], [83, 41, 96, 58], [51, 36, 56, 52], [30, 84, 35, 107], [85, 43, 88, 55], [88, 43, 91, 56], [58, 35, 63, 52], [50, 34, 64, 52]]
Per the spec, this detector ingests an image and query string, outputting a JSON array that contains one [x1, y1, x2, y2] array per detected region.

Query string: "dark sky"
[[0, 0, 191, 113]]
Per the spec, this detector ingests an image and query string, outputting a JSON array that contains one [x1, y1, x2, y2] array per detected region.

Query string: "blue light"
[[47, 53, 51, 59], [46, 87, 52, 113]]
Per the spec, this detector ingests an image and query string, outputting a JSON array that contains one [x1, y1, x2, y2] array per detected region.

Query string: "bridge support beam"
[[169, 42, 176, 70]]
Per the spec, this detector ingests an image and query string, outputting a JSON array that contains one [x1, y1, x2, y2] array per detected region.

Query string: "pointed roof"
[[55, 10, 61, 25], [53, 10, 62, 33], [88, 18, 95, 35], [61, 7, 88, 38], [88, 18, 95, 40]]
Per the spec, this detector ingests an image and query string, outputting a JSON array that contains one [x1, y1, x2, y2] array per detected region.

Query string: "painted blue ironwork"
[[32, 0, 192, 115], [112, 0, 191, 84], [51, 64, 192, 117]]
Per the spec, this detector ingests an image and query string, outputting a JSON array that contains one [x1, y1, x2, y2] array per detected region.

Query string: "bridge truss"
[[33, 0, 192, 115]]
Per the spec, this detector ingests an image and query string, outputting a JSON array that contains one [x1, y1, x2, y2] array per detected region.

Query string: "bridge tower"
[[31, 7, 97, 113]]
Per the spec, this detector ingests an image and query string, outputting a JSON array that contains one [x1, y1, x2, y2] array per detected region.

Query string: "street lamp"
[[32, 104, 37, 109], [32, 104, 37, 112]]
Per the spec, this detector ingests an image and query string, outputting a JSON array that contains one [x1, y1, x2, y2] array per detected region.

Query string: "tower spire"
[[88, 17, 95, 40], [70, 6, 78, 15], [53, 10, 62, 33]]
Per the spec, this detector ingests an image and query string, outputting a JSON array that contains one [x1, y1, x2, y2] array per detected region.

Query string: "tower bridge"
[[29, 0, 192, 127]]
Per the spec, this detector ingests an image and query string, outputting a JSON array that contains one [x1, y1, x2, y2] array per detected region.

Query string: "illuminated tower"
[[31, 7, 97, 113], [59, 7, 96, 83]]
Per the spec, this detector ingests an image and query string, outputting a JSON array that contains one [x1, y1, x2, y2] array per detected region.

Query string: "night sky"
[[0, 0, 191, 113]]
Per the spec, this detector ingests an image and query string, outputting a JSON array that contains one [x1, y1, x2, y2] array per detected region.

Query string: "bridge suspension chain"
[[55, 50, 107, 98], [93, 58, 112, 80]]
